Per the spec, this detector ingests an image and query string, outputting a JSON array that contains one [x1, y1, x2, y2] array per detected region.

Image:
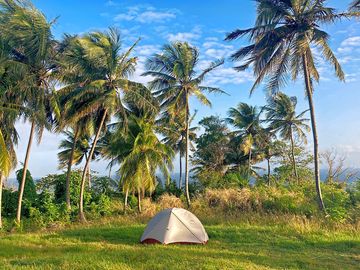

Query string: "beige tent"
[[140, 208, 208, 244]]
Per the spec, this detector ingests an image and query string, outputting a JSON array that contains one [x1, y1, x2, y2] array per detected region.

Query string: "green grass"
[[0, 221, 359, 270]]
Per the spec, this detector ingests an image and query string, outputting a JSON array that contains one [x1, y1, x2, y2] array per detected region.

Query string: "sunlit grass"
[[0, 220, 359, 270]]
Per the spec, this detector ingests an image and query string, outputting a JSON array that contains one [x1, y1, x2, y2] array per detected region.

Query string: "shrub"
[[205, 188, 254, 212], [322, 183, 350, 222], [157, 193, 184, 209], [2, 189, 17, 217], [89, 194, 112, 217]]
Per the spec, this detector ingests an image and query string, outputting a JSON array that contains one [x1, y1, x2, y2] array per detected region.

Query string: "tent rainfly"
[[140, 208, 208, 245]]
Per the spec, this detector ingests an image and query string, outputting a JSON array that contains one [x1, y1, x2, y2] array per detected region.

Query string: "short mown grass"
[[0, 218, 359, 270]]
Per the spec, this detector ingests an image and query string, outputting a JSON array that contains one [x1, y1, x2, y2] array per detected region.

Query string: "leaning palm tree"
[[227, 103, 263, 173], [265, 93, 310, 179], [58, 28, 153, 222], [0, 0, 58, 223], [225, 0, 359, 211], [143, 42, 224, 206]]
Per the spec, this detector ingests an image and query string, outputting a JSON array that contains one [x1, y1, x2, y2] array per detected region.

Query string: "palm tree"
[[58, 28, 153, 222], [225, 0, 358, 211], [119, 116, 174, 213], [158, 110, 198, 189], [0, 129, 11, 229], [265, 93, 310, 180], [143, 42, 224, 206], [227, 103, 263, 174], [350, 0, 360, 10], [0, 0, 58, 223], [58, 128, 100, 181]]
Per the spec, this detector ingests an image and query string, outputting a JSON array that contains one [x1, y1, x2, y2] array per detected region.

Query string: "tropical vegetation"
[[0, 3, 360, 269]]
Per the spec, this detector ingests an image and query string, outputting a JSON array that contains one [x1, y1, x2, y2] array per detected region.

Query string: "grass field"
[[0, 219, 359, 270]]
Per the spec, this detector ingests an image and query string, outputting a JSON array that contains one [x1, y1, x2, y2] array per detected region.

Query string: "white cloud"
[[136, 11, 176, 23], [337, 36, 360, 56], [167, 26, 202, 43], [131, 45, 161, 84], [204, 66, 254, 86], [340, 36, 360, 47], [105, 0, 118, 7], [114, 6, 178, 23], [202, 40, 234, 58]]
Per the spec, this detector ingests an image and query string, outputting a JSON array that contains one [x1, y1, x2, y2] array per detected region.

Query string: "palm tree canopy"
[[57, 130, 100, 169], [0, 0, 58, 141], [143, 42, 225, 114], [225, 0, 358, 94], [227, 103, 262, 138], [265, 92, 310, 143], [56, 27, 156, 129], [118, 116, 174, 194]]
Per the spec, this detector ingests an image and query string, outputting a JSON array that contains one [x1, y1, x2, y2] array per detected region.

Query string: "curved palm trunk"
[[267, 158, 271, 186], [65, 127, 79, 210], [290, 128, 298, 182], [179, 150, 183, 189], [16, 121, 35, 224], [79, 109, 108, 222], [302, 54, 326, 212], [0, 173, 3, 229], [185, 92, 191, 207]]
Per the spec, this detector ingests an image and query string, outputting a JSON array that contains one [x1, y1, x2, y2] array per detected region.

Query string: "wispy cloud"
[[114, 6, 178, 23], [338, 36, 360, 55], [167, 26, 202, 43]]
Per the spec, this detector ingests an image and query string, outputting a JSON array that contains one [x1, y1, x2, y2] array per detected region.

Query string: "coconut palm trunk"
[[267, 158, 271, 186], [79, 109, 108, 222], [124, 188, 129, 213], [65, 127, 79, 210], [289, 128, 298, 181], [0, 173, 3, 229], [16, 121, 35, 224], [248, 147, 252, 179], [137, 189, 142, 213], [302, 54, 325, 212], [179, 150, 183, 189], [184, 92, 191, 207]]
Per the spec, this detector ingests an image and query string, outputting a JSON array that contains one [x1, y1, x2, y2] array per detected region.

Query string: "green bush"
[[322, 183, 350, 222]]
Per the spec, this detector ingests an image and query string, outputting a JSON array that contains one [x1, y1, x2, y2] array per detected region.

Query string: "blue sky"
[[11, 0, 360, 178]]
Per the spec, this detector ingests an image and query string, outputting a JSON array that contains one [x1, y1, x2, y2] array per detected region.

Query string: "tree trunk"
[[267, 158, 271, 186], [108, 162, 113, 178], [248, 147, 252, 179], [87, 166, 91, 188], [137, 190, 141, 213], [179, 150, 183, 189], [65, 127, 79, 210], [290, 128, 299, 182], [0, 173, 3, 229], [16, 121, 35, 224], [185, 92, 191, 207], [302, 54, 326, 212], [79, 109, 108, 222], [124, 188, 129, 213]]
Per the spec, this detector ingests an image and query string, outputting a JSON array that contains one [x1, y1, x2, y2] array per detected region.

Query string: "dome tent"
[[140, 208, 208, 244]]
